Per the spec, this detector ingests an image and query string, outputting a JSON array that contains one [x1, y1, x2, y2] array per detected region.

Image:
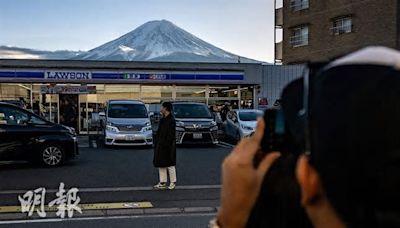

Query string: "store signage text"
[[40, 85, 96, 94], [45, 71, 92, 80]]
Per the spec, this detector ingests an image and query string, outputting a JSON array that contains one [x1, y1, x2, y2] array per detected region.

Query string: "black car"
[[173, 102, 219, 145], [0, 102, 78, 166]]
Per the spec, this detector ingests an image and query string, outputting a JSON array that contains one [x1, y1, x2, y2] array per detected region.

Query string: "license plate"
[[193, 133, 203, 139], [125, 135, 135, 141]]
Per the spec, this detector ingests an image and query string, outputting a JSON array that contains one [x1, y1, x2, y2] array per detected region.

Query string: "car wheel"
[[40, 144, 65, 167]]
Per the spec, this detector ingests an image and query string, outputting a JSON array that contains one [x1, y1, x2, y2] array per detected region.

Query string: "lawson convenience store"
[[0, 59, 263, 134]]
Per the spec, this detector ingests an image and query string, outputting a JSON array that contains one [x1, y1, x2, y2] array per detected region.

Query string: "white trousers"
[[158, 166, 177, 183]]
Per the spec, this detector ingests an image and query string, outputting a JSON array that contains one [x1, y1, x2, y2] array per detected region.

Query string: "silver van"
[[100, 100, 153, 146]]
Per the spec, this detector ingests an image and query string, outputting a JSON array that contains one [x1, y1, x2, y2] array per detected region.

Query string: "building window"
[[290, 0, 309, 11], [332, 17, 352, 35], [290, 26, 309, 47]]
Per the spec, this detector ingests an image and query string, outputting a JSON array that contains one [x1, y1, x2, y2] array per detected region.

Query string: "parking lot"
[[0, 138, 233, 227]]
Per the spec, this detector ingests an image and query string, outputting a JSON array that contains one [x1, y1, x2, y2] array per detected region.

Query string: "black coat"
[[153, 114, 176, 167]]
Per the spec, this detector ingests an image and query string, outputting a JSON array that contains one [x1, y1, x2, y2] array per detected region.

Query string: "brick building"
[[275, 0, 399, 64]]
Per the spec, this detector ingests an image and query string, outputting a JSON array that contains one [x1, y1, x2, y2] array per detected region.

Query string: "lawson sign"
[[45, 71, 92, 80], [0, 71, 243, 81]]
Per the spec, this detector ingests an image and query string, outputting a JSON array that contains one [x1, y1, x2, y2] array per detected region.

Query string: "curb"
[[0, 206, 218, 221]]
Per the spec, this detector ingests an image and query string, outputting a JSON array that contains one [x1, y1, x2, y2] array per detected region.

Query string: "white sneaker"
[[168, 182, 176, 190], [153, 182, 167, 190]]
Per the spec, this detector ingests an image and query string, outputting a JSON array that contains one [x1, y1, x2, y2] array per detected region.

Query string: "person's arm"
[[215, 118, 280, 228]]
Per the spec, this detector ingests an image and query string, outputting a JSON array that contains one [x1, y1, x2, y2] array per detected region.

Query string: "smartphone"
[[253, 108, 286, 167], [261, 108, 286, 152]]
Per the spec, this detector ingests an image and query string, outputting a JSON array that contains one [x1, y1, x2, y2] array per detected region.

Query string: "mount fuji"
[[72, 20, 260, 63], [0, 20, 261, 63]]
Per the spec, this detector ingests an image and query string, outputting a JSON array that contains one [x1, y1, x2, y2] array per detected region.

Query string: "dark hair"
[[162, 102, 173, 112]]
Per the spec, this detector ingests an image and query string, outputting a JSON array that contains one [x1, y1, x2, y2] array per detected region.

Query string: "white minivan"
[[100, 100, 153, 146]]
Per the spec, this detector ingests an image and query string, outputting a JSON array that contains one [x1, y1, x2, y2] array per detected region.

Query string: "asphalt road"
[[0, 145, 230, 190], [0, 214, 214, 228], [0, 142, 232, 227]]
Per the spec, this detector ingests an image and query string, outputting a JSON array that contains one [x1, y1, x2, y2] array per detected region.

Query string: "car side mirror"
[[99, 112, 105, 117], [149, 112, 154, 117]]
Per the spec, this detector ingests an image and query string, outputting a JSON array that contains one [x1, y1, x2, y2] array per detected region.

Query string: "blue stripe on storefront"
[[196, 74, 219, 80], [92, 73, 123, 79], [170, 74, 196, 80], [0, 72, 15, 77], [0, 71, 44, 78], [15, 72, 44, 78], [220, 74, 244, 80], [0, 71, 244, 81]]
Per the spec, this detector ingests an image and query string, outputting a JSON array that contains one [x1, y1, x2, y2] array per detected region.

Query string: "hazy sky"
[[0, 0, 279, 62]]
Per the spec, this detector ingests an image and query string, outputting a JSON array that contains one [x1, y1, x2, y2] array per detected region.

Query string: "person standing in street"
[[220, 102, 230, 122], [153, 102, 177, 190]]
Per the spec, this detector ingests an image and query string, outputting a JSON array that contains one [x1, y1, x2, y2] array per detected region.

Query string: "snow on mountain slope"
[[73, 20, 260, 63]]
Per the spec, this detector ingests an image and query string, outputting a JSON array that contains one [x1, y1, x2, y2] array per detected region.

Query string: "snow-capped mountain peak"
[[73, 20, 258, 63], [0, 20, 261, 63]]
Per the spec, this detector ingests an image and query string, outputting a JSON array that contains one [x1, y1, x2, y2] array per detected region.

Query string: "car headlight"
[[145, 121, 151, 126], [142, 126, 152, 132], [176, 127, 185, 131], [211, 121, 217, 126], [66, 126, 76, 135], [106, 125, 118, 133], [176, 121, 185, 127], [211, 126, 218, 131], [241, 125, 254, 131]]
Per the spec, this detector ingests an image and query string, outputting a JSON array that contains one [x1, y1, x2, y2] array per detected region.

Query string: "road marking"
[[0, 185, 221, 195], [0, 212, 215, 225], [0, 202, 153, 213]]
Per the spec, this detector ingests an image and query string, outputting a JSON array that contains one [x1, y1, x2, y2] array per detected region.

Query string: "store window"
[[240, 86, 254, 109], [209, 86, 239, 99], [0, 84, 31, 106], [176, 86, 206, 98], [104, 85, 140, 100], [141, 85, 173, 98], [208, 86, 240, 109]]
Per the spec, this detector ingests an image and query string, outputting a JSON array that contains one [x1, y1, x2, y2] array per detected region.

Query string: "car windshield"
[[239, 111, 263, 121], [108, 104, 148, 118], [173, 104, 212, 119]]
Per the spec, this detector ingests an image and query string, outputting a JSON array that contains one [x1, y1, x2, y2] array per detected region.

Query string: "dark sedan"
[[0, 102, 78, 166]]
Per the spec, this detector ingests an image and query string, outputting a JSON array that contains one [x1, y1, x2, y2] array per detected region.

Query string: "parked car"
[[0, 100, 26, 108], [0, 102, 78, 166], [223, 109, 264, 140], [172, 102, 218, 145], [100, 100, 153, 146]]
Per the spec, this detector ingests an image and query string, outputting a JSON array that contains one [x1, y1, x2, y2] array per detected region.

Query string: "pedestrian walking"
[[153, 102, 177, 190]]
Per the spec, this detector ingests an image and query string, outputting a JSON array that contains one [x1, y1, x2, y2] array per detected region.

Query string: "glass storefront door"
[[79, 94, 105, 134], [59, 94, 79, 130], [42, 94, 59, 124], [208, 86, 240, 110], [240, 86, 255, 109]]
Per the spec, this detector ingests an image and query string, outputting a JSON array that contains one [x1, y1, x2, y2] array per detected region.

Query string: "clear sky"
[[0, 0, 278, 62]]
